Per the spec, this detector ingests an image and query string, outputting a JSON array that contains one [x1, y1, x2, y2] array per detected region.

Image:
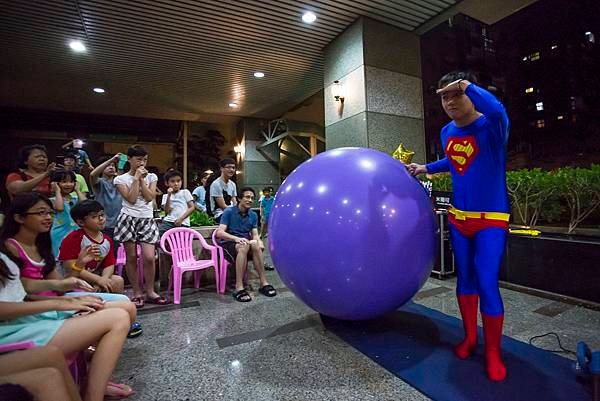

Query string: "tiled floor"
[[113, 249, 600, 401]]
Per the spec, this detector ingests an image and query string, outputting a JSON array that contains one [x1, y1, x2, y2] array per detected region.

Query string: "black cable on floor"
[[528, 332, 576, 355]]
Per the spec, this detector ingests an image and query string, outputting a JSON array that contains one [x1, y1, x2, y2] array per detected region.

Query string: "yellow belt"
[[449, 207, 510, 222]]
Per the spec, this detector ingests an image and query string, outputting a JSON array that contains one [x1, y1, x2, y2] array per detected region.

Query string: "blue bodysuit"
[[426, 84, 510, 316]]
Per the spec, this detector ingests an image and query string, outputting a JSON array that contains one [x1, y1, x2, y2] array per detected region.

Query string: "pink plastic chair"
[[115, 243, 145, 288], [160, 227, 219, 304], [212, 229, 229, 294]]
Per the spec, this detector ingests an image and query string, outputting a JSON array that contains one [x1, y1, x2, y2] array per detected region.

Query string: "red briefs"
[[448, 213, 508, 238]]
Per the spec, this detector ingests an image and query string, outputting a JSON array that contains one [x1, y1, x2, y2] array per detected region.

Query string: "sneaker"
[[264, 264, 275, 271], [127, 322, 143, 338]]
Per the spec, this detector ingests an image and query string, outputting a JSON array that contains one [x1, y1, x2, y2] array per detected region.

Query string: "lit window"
[[551, 44, 558, 50], [535, 119, 545, 128], [557, 115, 564, 120], [525, 87, 534, 94], [585, 31, 595, 43], [522, 56, 528, 61], [536, 102, 544, 111], [530, 52, 540, 61]]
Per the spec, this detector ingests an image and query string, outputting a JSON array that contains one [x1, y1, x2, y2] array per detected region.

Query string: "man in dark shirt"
[[216, 187, 277, 302]]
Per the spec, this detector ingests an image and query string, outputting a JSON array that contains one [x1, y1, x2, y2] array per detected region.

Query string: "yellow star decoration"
[[392, 143, 415, 164]]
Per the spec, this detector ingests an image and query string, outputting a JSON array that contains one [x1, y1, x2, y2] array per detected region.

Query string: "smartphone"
[[117, 154, 127, 170]]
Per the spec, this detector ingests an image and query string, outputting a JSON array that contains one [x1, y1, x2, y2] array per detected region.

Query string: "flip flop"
[[146, 295, 168, 305], [232, 289, 252, 302], [105, 382, 134, 399], [131, 296, 144, 309], [259, 284, 277, 297]]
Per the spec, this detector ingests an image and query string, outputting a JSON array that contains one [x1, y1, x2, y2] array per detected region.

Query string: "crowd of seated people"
[[0, 142, 278, 399]]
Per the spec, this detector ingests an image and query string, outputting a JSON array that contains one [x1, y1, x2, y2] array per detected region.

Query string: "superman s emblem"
[[445, 136, 479, 175]]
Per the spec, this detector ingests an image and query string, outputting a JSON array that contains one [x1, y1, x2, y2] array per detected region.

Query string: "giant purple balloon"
[[269, 147, 437, 320]]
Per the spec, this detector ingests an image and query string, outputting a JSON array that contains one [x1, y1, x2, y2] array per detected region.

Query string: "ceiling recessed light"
[[302, 11, 317, 24], [92, 87, 105, 94], [228, 102, 238, 108], [253, 71, 265, 78], [69, 40, 86, 52]]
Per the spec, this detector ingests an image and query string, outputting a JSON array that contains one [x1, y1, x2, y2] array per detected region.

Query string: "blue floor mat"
[[321, 302, 591, 401]]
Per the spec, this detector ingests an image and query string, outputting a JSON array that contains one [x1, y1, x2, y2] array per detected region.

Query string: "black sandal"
[[259, 284, 277, 297], [233, 289, 252, 302]]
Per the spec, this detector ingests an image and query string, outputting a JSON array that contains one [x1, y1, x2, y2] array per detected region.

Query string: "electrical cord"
[[528, 332, 576, 355]]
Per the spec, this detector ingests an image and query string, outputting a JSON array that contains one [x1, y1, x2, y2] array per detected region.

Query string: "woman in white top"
[[113, 145, 167, 308]]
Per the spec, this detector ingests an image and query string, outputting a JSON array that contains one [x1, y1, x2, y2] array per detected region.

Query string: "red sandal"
[[146, 295, 168, 305], [131, 296, 144, 308]]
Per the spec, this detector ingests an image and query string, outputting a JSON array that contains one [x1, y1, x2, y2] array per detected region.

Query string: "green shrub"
[[427, 165, 600, 230], [428, 173, 452, 192], [189, 211, 216, 227], [554, 164, 600, 233], [506, 168, 559, 226]]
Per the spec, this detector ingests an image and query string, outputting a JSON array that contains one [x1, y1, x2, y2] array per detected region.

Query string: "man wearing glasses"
[[216, 187, 277, 303], [209, 158, 238, 223]]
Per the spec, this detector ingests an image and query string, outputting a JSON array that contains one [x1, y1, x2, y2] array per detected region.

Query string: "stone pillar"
[[324, 18, 426, 163]]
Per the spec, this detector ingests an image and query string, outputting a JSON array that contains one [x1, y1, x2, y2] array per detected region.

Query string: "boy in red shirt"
[[59, 200, 122, 293], [59, 200, 143, 338]]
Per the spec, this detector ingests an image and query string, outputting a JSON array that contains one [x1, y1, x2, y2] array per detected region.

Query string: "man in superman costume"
[[409, 71, 510, 381]]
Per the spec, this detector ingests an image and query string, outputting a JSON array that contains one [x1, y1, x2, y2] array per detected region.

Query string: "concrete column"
[[324, 18, 426, 163]]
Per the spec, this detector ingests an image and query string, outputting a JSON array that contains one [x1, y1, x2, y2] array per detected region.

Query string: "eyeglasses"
[[242, 195, 255, 200], [23, 210, 55, 217], [223, 166, 236, 170]]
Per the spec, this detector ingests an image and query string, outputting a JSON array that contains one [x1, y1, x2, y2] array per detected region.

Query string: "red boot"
[[482, 313, 507, 381], [454, 294, 479, 359]]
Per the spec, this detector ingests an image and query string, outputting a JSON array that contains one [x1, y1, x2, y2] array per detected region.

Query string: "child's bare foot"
[[105, 382, 134, 399]]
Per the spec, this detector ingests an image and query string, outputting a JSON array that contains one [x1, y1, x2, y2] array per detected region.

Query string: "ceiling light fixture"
[[253, 71, 265, 78], [302, 11, 317, 24], [92, 87, 105, 93], [228, 102, 238, 108], [69, 40, 86, 52]]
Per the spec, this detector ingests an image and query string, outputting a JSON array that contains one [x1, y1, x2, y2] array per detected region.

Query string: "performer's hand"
[[436, 79, 471, 95], [407, 163, 427, 176]]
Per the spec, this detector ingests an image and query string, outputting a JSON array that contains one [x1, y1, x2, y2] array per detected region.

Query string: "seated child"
[[59, 200, 143, 338], [159, 169, 195, 237], [59, 200, 123, 294], [0, 249, 134, 400], [2, 192, 141, 338]]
